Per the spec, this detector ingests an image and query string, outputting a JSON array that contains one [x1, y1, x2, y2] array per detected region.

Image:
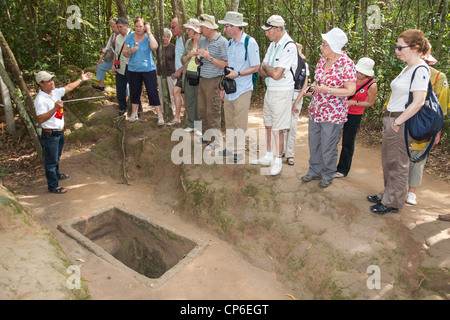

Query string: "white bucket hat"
[[355, 57, 375, 77], [218, 11, 248, 27], [321, 27, 348, 54], [183, 18, 201, 33], [35, 71, 55, 83]]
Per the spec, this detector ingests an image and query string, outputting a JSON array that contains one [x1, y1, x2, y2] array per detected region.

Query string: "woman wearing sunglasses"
[[367, 29, 431, 215]]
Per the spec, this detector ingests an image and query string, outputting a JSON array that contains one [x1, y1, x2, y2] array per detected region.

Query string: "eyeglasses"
[[395, 45, 414, 51], [320, 43, 329, 47]]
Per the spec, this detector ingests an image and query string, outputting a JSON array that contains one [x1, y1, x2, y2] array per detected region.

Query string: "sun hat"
[[218, 11, 248, 27], [183, 18, 201, 33], [35, 71, 55, 83], [355, 57, 375, 77], [198, 14, 219, 30], [261, 15, 285, 30], [321, 27, 348, 54]]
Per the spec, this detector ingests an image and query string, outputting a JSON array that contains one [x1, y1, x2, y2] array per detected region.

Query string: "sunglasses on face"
[[395, 45, 414, 51]]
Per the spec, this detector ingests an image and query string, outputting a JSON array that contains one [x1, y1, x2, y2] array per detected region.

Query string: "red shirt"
[[348, 78, 376, 115]]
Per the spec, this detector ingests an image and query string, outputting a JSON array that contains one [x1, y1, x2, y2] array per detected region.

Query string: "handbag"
[[186, 61, 201, 86], [103, 48, 114, 62], [404, 65, 444, 162]]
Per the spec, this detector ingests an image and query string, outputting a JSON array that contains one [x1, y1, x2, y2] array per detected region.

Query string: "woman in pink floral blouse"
[[302, 28, 357, 188]]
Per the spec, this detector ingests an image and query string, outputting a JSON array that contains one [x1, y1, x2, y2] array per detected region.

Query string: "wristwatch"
[[209, 57, 213, 62], [238, 71, 241, 77]]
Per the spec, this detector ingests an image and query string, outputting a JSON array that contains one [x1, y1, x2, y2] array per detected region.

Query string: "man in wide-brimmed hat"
[[196, 14, 229, 151], [218, 11, 260, 163]]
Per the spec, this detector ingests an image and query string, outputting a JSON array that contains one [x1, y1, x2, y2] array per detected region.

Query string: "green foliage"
[[1, 0, 448, 146]]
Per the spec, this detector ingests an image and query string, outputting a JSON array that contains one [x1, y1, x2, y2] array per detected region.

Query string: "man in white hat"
[[34, 70, 92, 194], [218, 11, 260, 163], [196, 14, 229, 151], [251, 15, 298, 176]]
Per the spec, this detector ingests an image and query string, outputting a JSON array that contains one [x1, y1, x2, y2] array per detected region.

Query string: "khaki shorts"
[[263, 89, 294, 130]]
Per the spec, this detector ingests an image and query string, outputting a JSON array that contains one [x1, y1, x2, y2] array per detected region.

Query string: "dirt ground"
[[0, 91, 449, 300]]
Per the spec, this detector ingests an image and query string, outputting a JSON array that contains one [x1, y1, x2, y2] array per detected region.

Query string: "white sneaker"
[[270, 158, 282, 175], [184, 127, 194, 133], [405, 192, 417, 205], [250, 154, 273, 166], [194, 130, 203, 136]]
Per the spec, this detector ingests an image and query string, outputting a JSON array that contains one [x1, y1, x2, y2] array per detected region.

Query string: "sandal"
[[128, 113, 138, 122], [58, 173, 69, 180], [49, 187, 67, 194], [158, 116, 164, 126], [167, 119, 181, 126], [286, 157, 294, 166], [334, 172, 345, 178]]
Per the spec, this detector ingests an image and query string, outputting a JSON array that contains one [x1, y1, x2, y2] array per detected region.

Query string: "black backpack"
[[284, 41, 307, 90]]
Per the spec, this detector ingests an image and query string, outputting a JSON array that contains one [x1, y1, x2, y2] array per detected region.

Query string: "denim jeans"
[[41, 132, 65, 191], [337, 114, 362, 176]]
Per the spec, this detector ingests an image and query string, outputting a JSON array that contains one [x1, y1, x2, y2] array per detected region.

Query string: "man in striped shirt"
[[196, 14, 228, 151]]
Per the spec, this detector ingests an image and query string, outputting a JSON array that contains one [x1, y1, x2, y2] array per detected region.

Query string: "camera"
[[224, 66, 233, 76]]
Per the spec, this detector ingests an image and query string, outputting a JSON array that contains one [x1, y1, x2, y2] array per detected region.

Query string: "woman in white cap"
[[302, 27, 356, 188], [335, 57, 377, 178], [180, 18, 203, 136]]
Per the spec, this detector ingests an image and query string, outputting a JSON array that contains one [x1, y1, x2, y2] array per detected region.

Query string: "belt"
[[42, 128, 64, 134], [384, 111, 402, 118]]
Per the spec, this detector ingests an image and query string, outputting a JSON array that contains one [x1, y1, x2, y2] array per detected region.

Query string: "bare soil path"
[[1, 102, 449, 300]]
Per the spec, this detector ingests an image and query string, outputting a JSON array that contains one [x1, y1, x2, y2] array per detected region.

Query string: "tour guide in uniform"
[[34, 70, 93, 194]]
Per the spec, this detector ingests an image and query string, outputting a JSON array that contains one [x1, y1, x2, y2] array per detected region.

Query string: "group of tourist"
[[33, 11, 448, 221]]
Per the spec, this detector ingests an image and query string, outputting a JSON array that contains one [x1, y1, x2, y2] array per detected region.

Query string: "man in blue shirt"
[[218, 12, 260, 163]]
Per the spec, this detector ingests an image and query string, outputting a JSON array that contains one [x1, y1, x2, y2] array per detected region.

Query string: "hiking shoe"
[[367, 195, 382, 204], [405, 192, 417, 205], [270, 158, 282, 176], [250, 154, 273, 166], [301, 174, 321, 182], [370, 203, 399, 214], [318, 178, 332, 188]]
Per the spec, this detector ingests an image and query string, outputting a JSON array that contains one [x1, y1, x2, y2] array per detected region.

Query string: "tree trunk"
[[434, 0, 448, 60], [0, 47, 15, 135], [197, 0, 204, 16], [0, 28, 39, 128], [231, 0, 239, 11], [0, 62, 43, 160], [116, 0, 128, 19]]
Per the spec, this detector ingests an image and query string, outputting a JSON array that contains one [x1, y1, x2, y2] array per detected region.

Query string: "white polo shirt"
[[34, 88, 66, 130]]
